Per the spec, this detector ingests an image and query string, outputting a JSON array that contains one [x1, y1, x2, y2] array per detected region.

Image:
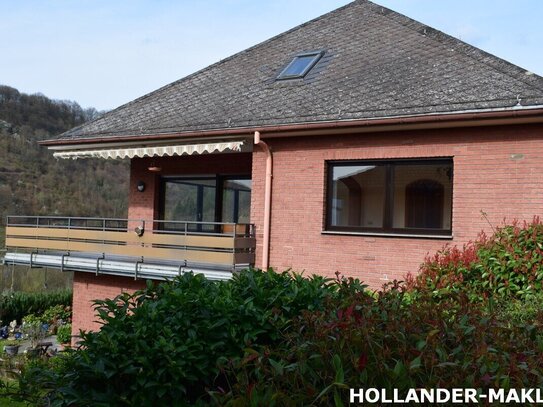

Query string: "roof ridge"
[[369, 1, 543, 94], [58, 0, 360, 139]]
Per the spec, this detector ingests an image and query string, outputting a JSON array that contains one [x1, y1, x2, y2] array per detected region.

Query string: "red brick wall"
[[71, 272, 147, 343], [251, 123, 543, 288]]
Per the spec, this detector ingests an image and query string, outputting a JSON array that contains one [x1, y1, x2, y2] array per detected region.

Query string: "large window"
[[326, 159, 453, 236], [160, 176, 251, 232]]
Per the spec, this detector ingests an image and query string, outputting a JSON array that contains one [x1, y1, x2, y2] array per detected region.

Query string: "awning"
[[53, 140, 245, 160]]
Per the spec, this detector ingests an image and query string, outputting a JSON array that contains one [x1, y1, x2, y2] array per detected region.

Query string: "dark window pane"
[[222, 179, 252, 223], [277, 52, 322, 79], [163, 178, 216, 232], [330, 165, 386, 228], [392, 163, 452, 231], [282, 56, 315, 76]]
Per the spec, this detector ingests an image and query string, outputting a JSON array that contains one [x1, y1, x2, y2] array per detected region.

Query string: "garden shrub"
[[0, 290, 72, 325], [496, 291, 543, 325], [23, 269, 341, 406], [407, 217, 543, 301], [56, 324, 72, 345], [217, 283, 543, 406], [41, 304, 71, 325]]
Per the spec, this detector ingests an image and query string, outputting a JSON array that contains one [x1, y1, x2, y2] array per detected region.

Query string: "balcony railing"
[[2, 216, 256, 281]]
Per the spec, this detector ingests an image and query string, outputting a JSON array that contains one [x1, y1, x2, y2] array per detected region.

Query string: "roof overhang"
[[41, 105, 543, 151]]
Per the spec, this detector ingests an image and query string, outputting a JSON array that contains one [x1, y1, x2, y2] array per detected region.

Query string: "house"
[[3, 0, 543, 336]]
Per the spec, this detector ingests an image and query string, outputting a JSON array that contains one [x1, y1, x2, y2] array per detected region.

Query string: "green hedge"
[[407, 217, 543, 301], [20, 270, 342, 405], [0, 290, 72, 325], [218, 286, 543, 405]]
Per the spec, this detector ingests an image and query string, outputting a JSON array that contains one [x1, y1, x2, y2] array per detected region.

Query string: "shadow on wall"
[[0, 264, 73, 293]]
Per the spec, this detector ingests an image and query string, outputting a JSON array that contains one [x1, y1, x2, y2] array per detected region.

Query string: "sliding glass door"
[[160, 175, 251, 232]]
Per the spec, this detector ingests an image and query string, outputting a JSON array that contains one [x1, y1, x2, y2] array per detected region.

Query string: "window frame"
[[276, 51, 324, 80], [324, 158, 453, 237]]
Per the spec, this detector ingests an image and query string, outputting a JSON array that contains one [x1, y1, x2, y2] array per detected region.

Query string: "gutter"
[[40, 105, 543, 147], [254, 131, 272, 270]]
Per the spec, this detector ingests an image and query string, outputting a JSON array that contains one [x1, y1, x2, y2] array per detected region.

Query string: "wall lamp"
[[137, 181, 146, 192]]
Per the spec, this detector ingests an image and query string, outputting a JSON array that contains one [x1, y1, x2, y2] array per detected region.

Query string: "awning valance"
[[53, 140, 245, 160]]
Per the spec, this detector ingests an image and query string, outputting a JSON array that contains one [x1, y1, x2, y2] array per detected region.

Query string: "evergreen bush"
[[407, 217, 543, 301], [0, 290, 72, 325]]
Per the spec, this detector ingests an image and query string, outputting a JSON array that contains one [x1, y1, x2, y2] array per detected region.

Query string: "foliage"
[[0, 378, 26, 407], [41, 305, 71, 325], [21, 269, 340, 406], [0, 290, 72, 325], [0, 85, 128, 222], [0, 85, 101, 137], [22, 314, 47, 348], [217, 284, 543, 406], [406, 217, 543, 301], [496, 291, 543, 325], [56, 324, 72, 345]]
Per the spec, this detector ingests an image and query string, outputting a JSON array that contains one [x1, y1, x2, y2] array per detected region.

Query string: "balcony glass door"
[[221, 179, 251, 224], [161, 176, 251, 232], [162, 177, 217, 232]]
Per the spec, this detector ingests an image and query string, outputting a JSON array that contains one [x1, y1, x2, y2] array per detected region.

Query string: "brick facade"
[[252, 123, 543, 287], [72, 123, 543, 334], [71, 273, 147, 343]]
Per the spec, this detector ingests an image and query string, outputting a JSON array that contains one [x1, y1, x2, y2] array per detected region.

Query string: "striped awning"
[[53, 140, 244, 160]]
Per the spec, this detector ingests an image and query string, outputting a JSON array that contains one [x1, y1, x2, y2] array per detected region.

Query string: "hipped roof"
[[50, 0, 543, 144]]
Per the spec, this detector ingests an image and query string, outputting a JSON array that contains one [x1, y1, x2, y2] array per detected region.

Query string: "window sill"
[[321, 230, 453, 240]]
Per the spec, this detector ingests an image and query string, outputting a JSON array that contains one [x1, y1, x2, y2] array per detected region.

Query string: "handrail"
[[6, 216, 255, 237], [3, 216, 256, 271]]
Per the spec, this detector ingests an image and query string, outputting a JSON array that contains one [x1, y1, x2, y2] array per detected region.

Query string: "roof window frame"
[[276, 50, 324, 80]]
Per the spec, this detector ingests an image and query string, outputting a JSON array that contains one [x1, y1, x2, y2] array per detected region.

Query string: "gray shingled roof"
[[55, 0, 543, 142]]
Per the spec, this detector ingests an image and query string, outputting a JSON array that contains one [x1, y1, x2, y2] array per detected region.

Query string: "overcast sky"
[[1, 1, 542, 111]]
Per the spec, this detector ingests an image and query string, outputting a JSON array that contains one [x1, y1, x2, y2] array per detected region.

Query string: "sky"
[[1, 1, 542, 111]]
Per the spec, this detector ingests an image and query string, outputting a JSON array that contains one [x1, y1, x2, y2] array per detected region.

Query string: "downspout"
[[254, 131, 272, 270]]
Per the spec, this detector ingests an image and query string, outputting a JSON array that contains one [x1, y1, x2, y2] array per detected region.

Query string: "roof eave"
[[40, 105, 543, 147]]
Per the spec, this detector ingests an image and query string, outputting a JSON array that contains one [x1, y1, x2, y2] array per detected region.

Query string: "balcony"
[[2, 216, 256, 281]]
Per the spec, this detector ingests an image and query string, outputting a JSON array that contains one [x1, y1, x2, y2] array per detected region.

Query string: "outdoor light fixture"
[[137, 181, 146, 192]]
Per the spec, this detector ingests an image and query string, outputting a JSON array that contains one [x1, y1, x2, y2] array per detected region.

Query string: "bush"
[[0, 290, 72, 325], [41, 305, 71, 325], [22, 314, 47, 348], [24, 269, 343, 405], [217, 284, 543, 405], [56, 324, 72, 345], [407, 217, 543, 301]]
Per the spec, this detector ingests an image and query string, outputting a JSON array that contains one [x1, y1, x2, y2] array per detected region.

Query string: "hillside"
[[0, 85, 129, 291], [0, 85, 128, 226]]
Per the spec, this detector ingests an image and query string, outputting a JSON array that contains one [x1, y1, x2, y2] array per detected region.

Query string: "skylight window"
[[277, 51, 324, 80]]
